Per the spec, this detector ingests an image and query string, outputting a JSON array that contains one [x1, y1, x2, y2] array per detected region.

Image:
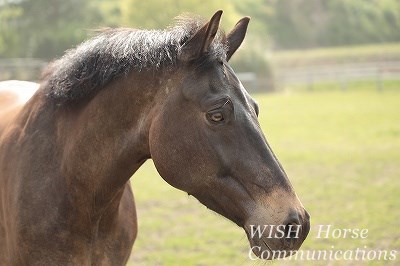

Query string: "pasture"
[[128, 83, 400, 265]]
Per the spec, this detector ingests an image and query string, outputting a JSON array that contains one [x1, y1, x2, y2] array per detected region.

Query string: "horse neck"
[[57, 70, 174, 208]]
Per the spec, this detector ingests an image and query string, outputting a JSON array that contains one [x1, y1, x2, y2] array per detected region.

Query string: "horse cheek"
[[148, 114, 188, 191]]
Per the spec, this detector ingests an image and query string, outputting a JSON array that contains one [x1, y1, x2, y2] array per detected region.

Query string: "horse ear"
[[180, 10, 223, 62], [226, 17, 250, 61]]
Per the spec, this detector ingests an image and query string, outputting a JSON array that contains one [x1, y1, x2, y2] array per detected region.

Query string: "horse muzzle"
[[245, 208, 310, 260]]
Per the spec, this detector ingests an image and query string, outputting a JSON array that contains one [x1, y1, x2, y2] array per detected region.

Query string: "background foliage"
[[1, 0, 400, 59]]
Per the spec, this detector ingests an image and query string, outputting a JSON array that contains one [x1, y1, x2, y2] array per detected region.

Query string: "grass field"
[[128, 84, 400, 265]]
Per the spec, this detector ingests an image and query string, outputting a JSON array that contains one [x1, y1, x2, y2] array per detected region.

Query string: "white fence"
[[276, 61, 400, 91], [1, 59, 399, 92], [0, 58, 47, 81], [222, 61, 400, 92]]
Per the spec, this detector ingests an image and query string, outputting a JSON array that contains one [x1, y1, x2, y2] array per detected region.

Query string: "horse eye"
[[208, 112, 224, 123]]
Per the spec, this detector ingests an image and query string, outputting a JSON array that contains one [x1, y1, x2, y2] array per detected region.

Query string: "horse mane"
[[42, 15, 227, 103]]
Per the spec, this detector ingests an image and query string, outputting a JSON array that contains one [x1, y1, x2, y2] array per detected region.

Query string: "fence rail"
[[0, 58, 47, 81], [276, 61, 400, 91], [1, 59, 399, 92]]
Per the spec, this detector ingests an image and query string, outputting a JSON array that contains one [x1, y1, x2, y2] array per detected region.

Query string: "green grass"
[[128, 87, 400, 266]]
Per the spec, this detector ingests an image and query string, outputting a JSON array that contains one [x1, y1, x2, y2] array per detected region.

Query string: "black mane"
[[43, 16, 227, 103]]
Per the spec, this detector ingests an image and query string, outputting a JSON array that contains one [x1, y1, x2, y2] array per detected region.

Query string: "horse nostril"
[[283, 213, 302, 249], [286, 223, 299, 237], [285, 222, 301, 243], [283, 221, 301, 249]]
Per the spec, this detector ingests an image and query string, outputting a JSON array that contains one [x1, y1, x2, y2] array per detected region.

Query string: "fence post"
[[307, 72, 313, 92], [376, 68, 383, 92], [341, 75, 347, 92]]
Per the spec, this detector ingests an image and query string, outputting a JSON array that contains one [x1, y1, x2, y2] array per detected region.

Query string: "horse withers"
[[0, 11, 309, 265]]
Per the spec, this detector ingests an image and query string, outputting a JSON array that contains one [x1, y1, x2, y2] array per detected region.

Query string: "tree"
[[119, 0, 240, 30], [2, 0, 400, 59], [0, 0, 102, 59], [322, 0, 400, 46], [0, 1, 23, 57], [261, 0, 400, 49]]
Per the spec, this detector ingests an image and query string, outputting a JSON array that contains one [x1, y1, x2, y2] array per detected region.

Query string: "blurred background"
[[1, 0, 399, 265], [2, 0, 400, 91]]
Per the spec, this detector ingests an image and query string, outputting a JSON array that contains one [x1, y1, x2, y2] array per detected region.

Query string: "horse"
[[0, 10, 310, 265]]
